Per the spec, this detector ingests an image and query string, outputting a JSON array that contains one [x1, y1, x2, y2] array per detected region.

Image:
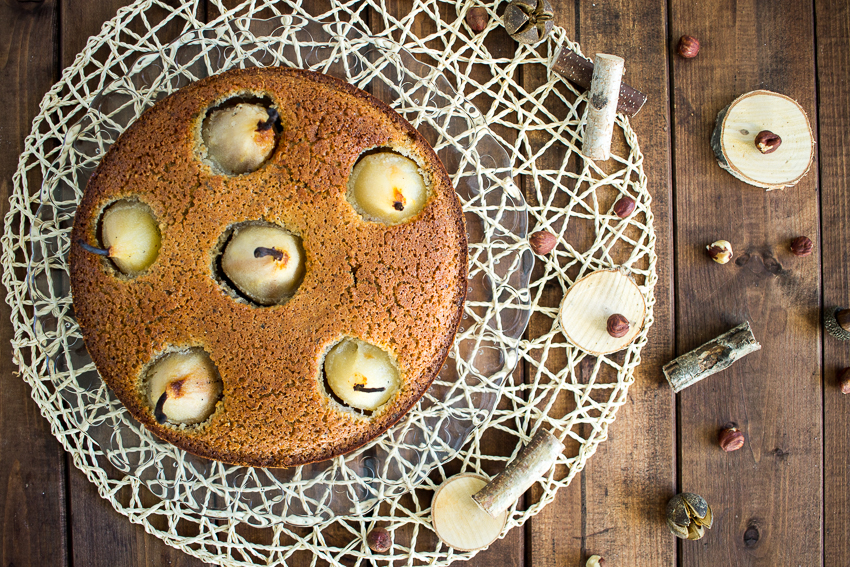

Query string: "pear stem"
[[257, 107, 280, 132], [77, 239, 110, 257], [353, 384, 386, 393], [154, 391, 168, 424], [254, 246, 285, 262]]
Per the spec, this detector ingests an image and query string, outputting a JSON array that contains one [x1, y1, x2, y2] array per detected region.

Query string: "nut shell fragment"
[[465, 7, 489, 33], [790, 235, 814, 257], [755, 130, 782, 154], [503, 0, 554, 45], [606, 314, 630, 338], [825, 307, 850, 341], [613, 195, 636, 218], [666, 493, 713, 540], [706, 240, 732, 264]]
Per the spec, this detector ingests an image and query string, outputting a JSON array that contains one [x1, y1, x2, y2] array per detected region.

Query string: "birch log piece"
[[663, 322, 762, 393], [551, 45, 647, 116], [581, 53, 624, 161], [711, 90, 814, 190], [559, 268, 647, 355], [471, 429, 565, 518], [431, 473, 507, 551]]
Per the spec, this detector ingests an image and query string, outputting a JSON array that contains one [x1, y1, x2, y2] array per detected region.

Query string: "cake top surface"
[[69, 67, 467, 467]]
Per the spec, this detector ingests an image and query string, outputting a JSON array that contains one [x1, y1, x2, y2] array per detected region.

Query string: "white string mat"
[[2, 1, 657, 566]]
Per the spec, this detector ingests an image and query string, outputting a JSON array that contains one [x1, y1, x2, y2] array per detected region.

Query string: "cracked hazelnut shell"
[[706, 240, 732, 264], [666, 493, 713, 540], [839, 368, 850, 394], [754, 130, 782, 154]]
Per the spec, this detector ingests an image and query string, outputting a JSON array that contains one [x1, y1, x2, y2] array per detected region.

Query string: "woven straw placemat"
[[2, 1, 656, 565]]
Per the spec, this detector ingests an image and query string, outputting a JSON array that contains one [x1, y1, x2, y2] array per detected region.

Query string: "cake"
[[69, 67, 468, 467]]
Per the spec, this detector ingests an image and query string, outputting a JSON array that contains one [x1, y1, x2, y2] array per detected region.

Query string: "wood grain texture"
[[0, 2, 68, 567], [670, 0, 822, 565], [576, 1, 676, 566], [814, 0, 850, 565], [8, 1, 843, 566], [527, 0, 675, 565]]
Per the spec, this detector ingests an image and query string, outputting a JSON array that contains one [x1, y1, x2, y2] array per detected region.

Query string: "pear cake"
[[69, 67, 468, 467]]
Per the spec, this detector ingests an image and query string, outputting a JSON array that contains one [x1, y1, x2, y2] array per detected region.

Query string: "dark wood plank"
[[0, 2, 68, 567], [670, 0, 821, 564], [60, 1, 211, 565], [814, 0, 850, 565], [576, 1, 676, 565], [528, 1, 675, 566]]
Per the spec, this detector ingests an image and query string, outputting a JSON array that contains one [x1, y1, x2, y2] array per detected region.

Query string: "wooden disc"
[[558, 269, 646, 355], [711, 90, 814, 190], [431, 474, 507, 551]]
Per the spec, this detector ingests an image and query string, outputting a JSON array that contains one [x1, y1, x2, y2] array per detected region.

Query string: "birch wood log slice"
[[558, 269, 646, 355], [431, 474, 507, 551], [711, 90, 814, 190]]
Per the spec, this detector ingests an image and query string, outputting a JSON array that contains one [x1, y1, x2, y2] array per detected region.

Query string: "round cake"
[[69, 67, 468, 467]]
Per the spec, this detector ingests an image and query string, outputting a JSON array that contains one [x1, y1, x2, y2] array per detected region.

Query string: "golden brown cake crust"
[[69, 67, 467, 467]]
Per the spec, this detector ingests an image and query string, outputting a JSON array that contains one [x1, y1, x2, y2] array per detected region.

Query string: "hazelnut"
[[836, 309, 850, 332], [706, 240, 732, 264], [366, 527, 392, 553], [606, 314, 630, 338], [790, 236, 814, 257], [586, 556, 606, 567], [529, 230, 557, 255], [677, 35, 700, 58], [718, 427, 745, 452], [754, 130, 782, 154], [613, 195, 636, 218], [465, 6, 488, 33], [839, 368, 850, 395]]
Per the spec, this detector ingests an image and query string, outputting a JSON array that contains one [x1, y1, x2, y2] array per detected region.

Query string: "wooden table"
[[1, 1, 847, 565]]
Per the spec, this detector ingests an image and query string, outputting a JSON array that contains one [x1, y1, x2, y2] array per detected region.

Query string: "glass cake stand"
[[27, 15, 533, 526]]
